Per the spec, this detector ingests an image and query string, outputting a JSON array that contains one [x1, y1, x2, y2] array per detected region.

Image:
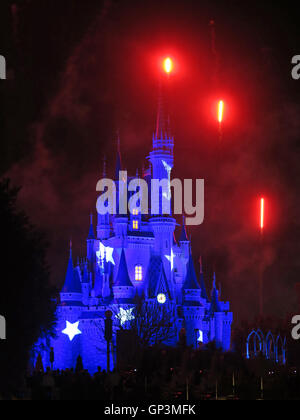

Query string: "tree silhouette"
[[0, 179, 56, 394]]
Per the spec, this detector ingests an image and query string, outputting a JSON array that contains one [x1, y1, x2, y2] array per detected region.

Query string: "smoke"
[[5, 0, 300, 322]]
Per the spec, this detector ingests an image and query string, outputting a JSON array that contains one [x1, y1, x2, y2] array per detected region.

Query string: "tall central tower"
[[149, 76, 176, 287]]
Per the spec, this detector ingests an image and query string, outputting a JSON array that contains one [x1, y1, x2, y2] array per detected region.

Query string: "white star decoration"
[[116, 308, 135, 326], [96, 242, 115, 266], [162, 160, 173, 173], [162, 160, 172, 201], [62, 321, 82, 342], [165, 248, 175, 271], [197, 330, 204, 343]]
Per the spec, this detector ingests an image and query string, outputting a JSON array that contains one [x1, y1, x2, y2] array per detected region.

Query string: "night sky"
[[1, 0, 300, 323]]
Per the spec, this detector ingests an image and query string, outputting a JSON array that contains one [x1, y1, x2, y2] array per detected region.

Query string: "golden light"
[[218, 100, 224, 123], [163, 57, 173, 74]]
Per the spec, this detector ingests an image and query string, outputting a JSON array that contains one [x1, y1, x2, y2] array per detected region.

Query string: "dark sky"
[[1, 0, 300, 323]]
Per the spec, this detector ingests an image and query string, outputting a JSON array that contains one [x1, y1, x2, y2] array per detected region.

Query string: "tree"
[[0, 179, 56, 395], [129, 297, 177, 348]]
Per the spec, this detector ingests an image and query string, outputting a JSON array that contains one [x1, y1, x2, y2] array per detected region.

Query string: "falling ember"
[[260, 198, 265, 231], [218, 100, 224, 123], [163, 57, 173, 74]]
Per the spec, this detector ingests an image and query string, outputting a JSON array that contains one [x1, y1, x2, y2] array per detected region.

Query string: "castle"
[[36, 81, 233, 374]]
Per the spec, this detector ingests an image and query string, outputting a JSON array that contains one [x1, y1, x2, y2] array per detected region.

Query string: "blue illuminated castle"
[[36, 87, 233, 373]]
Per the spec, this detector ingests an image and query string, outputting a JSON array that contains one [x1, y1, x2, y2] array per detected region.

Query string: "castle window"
[[132, 209, 139, 216], [133, 220, 139, 230], [135, 265, 143, 281]]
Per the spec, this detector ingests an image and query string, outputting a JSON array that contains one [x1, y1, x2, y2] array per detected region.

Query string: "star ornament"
[[197, 330, 204, 343], [62, 321, 82, 342], [162, 160, 173, 174], [165, 248, 175, 271], [162, 160, 172, 201], [96, 242, 115, 266], [116, 308, 135, 327]]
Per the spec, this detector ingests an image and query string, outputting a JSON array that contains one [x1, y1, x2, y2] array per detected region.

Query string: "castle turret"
[[199, 257, 209, 301], [183, 254, 201, 303], [208, 274, 221, 314], [87, 214, 95, 261], [207, 273, 223, 347], [113, 249, 135, 302], [81, 260, 90, 305], [115, 134, 122, 181], [60, 243, 82, 305], [102, 253, 112, 300], [179, 216, 190, 259]]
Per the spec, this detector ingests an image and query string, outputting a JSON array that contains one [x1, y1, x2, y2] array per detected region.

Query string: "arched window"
[[135, 265, 143, 281]]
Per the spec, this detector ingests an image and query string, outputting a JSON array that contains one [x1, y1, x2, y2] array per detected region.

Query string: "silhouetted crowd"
[[1, 363, 300, 400], [26, 367, 141, 400]]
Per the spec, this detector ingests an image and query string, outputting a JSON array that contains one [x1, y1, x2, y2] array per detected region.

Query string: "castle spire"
[[87, 213, 95, 240], [199, 256, 209, 301], [103, 155, 107, 178], [156, 79, 165, 138], [155, 78, 171, 140], [115, 132, 122, 180], [114, 249, 134, 287], [179, 216, 189, 242], [62, 244, 82, 294], [208, 274, 221, 315], [183, 254, 200, 290]]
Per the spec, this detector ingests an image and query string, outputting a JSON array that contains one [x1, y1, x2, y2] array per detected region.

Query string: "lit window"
[[135, 265, 143, 281], [133, 220, 139, 230], [132, 209, 139, 216]]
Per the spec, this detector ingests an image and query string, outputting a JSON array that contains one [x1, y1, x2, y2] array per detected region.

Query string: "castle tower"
[[207, 273, 223, 348], [182, 254, 205, 347]]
